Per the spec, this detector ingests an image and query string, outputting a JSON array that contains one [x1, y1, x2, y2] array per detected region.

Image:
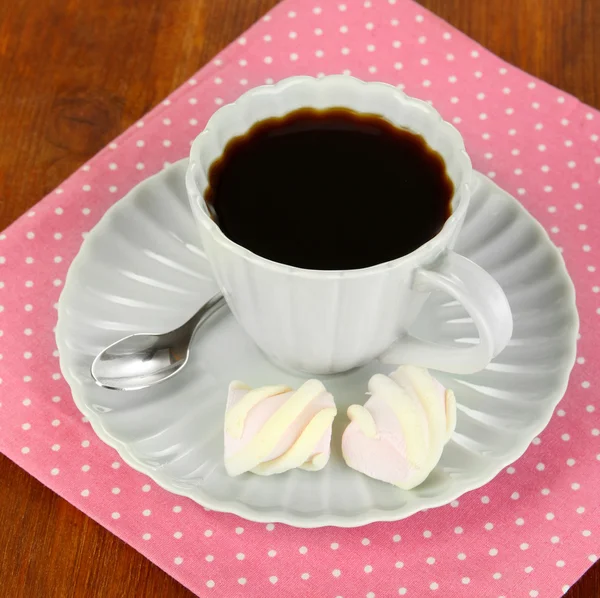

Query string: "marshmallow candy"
[[224, 379, 337, 476], [342, 365, 456, 489]]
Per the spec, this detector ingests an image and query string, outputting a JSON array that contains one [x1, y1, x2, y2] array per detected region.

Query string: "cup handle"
[[381, 251, 513, 374]]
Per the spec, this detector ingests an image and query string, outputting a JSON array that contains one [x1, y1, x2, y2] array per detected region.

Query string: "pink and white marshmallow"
[[342, 365, 456, 490], [224, 379, 336, 477]]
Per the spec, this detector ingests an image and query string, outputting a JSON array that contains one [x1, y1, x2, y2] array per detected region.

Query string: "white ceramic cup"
[[186, 76, 513, 376]]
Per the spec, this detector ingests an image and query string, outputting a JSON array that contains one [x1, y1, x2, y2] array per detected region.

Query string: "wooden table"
[[1, 0, 598, 595]]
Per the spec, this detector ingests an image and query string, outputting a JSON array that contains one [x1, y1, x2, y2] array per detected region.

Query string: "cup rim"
[[186, 75, 472, 280]]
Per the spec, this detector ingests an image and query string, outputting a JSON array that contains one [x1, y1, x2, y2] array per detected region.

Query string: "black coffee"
[[205, 108, 453, 270]]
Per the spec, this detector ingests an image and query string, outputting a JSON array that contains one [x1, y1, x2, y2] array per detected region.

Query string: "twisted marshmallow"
[[224, 379, 336, 476], [342, 365, 456, 489]]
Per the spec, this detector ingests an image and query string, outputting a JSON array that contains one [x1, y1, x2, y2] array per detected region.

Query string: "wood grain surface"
[[0, 0, 598, 596]]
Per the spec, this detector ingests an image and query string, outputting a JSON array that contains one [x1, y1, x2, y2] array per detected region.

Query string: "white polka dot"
[[111, 512, 120, 519], [50, 468, 59, 476], [485, 522, 494, 530], [51, 444, 60, 452], [81, 489, 89, 497], [457, 553, 466, 560], [520, 543, 529, 550], [561, 118, 569, 126], [551, 536, 560, 543], [493, 572, 502, 580], [174, 557, 183, 565], [506, 466, 516, 474], [525, 566, 534, 573], [21, 447, 30, 454], [362, 537, 370, 545], [298, 545, 308, 554], [530, 591, 538, 597], [268, 549, 277, 557], [426, 557, 435, 565], [364, 564, 373, 573], [516, 518, 525, 526], [392, 534, 401, 542], [269, 576, 278, 584], [332, 569, 341, 577], [81, 464, 90, 472], [430, 582, 439, 590], [489, 548, 498, 556], [266, 523, 275, 531], [236, 552, 245, 560], [454, 526, 463, 534], [51, 419, 60, 427]]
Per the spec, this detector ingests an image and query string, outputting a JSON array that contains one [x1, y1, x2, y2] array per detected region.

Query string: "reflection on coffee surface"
[[205, 108, 454, 270]]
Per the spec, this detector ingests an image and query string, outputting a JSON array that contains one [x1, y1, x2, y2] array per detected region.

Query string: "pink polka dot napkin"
[[1, 1, 599, 596]]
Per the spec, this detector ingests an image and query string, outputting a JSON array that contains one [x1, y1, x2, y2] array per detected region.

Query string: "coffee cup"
[[186, 75, 512, 375]]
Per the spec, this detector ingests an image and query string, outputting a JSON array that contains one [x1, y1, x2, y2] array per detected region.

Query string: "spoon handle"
[[181, 293, 226, 342]]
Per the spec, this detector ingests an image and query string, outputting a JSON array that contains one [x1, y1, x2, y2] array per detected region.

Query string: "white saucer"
[[56, 160, 578, 528]]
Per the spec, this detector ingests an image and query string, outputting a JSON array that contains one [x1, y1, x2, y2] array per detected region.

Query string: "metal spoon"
[[91, 294, 225, 391]]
